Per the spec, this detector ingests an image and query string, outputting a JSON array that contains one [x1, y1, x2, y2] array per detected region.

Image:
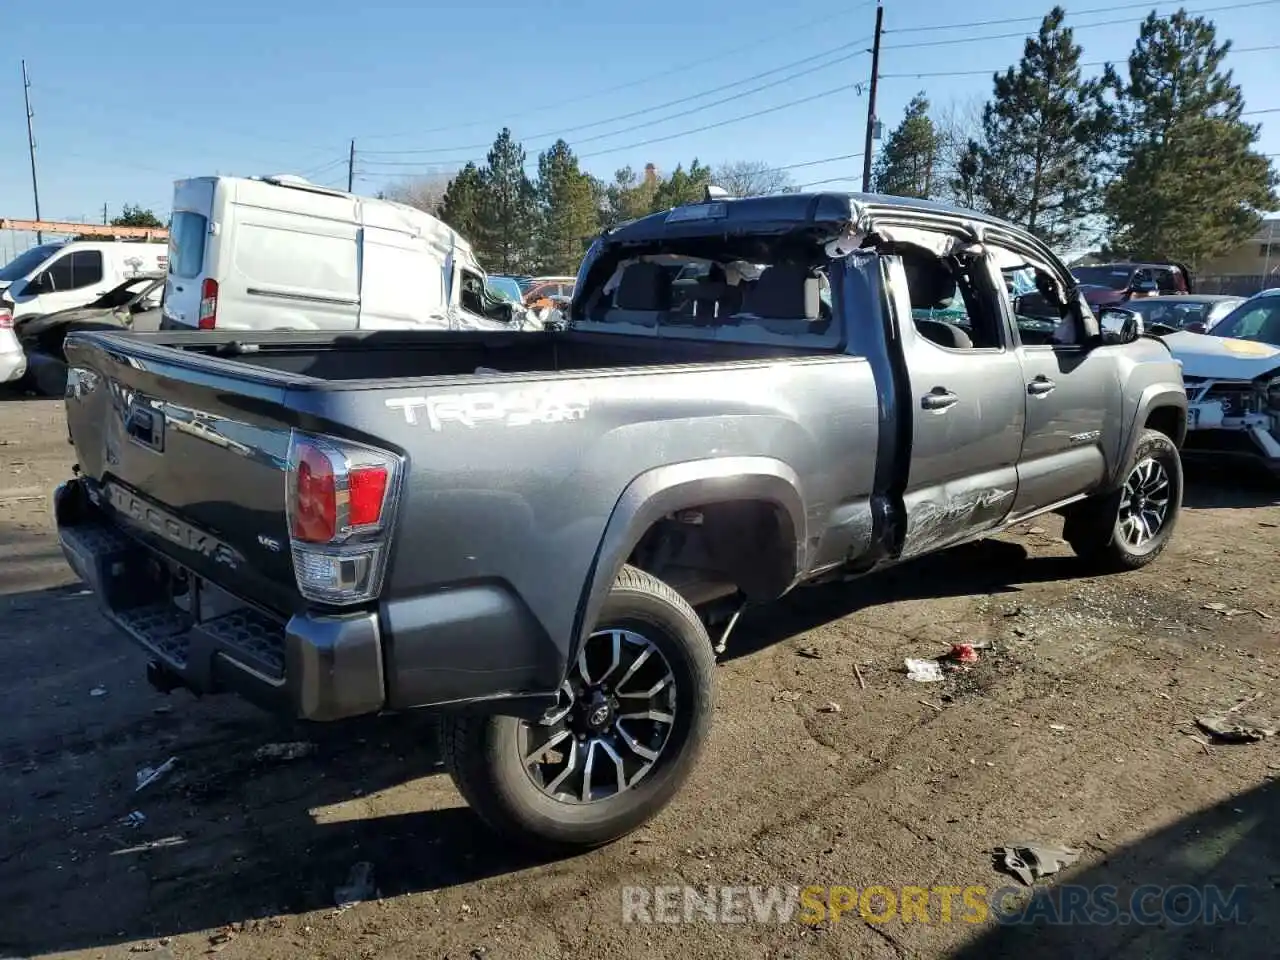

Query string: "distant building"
[[1199, 213, 1280, 275], [1196, 213, 1280, 294]]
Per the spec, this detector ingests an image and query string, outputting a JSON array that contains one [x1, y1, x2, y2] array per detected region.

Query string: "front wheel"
[[1064, 428, 1183, 571], [440, 564, 715, 852]]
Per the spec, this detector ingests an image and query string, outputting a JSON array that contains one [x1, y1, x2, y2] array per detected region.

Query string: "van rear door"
[[165, 179, 215, 328]]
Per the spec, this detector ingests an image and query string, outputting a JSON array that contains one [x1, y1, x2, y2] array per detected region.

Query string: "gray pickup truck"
[[53, 192, 1187, 851]]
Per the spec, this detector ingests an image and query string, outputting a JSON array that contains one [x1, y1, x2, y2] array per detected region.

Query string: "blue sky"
[[1, 0, 1277, 254]]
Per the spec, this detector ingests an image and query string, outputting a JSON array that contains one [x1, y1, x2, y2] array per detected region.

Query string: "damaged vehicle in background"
[[52, 191, 1186, 852], [13, 273, 165, 397], [1152, 288, 1280, 476], [1097, 294, 1245, 336]]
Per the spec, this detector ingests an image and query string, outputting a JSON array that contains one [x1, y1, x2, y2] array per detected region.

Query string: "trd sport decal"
[[386, 388, 590, 431]]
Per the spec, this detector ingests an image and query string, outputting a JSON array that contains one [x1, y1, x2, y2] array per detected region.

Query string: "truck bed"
[[133, 327, 834, 383]]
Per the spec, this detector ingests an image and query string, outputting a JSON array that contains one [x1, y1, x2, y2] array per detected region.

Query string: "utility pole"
[[860, 2, 884, 194], [22, 59, 43, 243], [347, 139, 356, 192], [103, 202, 109, 225]]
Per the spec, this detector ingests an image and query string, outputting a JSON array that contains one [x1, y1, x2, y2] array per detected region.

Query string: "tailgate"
[[62, 332, 301, 615]]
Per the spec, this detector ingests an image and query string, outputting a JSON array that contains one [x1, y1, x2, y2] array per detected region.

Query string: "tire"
[[1064, 428, 1182, 571], [440, 564, 715, 852]]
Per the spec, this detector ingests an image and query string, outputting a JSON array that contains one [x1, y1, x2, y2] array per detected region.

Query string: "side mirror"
[[27, 273, 52, 295], [1099, 306, 1143, 343]]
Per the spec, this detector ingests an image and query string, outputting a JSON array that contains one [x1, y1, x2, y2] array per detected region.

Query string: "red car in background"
[[1071, 261, 1194, 313]]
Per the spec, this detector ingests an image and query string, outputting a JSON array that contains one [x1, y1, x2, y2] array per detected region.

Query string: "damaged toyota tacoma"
[[53, 192, 1187, 851]]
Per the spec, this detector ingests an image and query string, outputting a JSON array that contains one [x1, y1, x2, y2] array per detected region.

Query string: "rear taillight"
[[285, 431, 402, 605], [198, 278, 218, 329], [0, 309, 12, 330]]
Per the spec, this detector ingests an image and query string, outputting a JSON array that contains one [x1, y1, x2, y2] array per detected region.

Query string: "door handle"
[[1027, 376, 1057, 396], [921, 387, 959, 411]]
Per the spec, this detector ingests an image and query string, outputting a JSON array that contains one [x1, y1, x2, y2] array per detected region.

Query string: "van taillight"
[[0, 309, 11, 330], [198, 278, 218, 329], [285, 431, 401, 605]]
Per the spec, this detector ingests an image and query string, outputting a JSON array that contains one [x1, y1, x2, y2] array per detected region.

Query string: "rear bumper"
[[54, 479, 386, 721], [53, 477, 562, 721]]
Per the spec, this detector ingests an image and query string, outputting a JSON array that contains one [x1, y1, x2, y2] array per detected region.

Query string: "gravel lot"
[[2, 392, 1278, 960]]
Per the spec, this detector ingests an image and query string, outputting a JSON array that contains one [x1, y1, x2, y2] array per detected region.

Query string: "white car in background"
[[1164, 288, 1280, 476], [0, 297, 23, 385]]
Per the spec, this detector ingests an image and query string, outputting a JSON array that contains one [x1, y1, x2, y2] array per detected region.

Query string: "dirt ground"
[[2, 393, 1278, 960]]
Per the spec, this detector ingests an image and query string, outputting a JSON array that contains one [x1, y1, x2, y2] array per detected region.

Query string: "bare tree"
[[712, 160, 795, 198], [380, 174, 454, 216], [931, 97, 986, 207]]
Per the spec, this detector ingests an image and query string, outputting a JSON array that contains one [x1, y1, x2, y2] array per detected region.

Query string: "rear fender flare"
[[571, 457, 807, 661]]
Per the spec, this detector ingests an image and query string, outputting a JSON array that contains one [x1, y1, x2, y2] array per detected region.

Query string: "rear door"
[[886, 250, 1026, 559], [165, 179, 215, 328]]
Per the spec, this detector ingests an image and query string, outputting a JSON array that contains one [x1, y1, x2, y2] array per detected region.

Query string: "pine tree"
[[974, 8, 1107, 247], [535, 140, 599, 274], [438, 163, 484, 239], [474, 128, 538, 274], [602, 165, 658, 227], [1104, 10, 1278, 266], [872, 94, 939, 199], [651, 160, 713, 210]]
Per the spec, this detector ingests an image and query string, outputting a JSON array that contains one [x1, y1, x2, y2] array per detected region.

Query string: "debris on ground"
[[334, 861, 378, 909], [1202, 602, 1252, 617], [1049, 724, 1068, 732], [905, 659, 945, 683], [946, 644, 980, 664], [818, 701, 841, 714], [89, 686, 107, 697], [135, 757, 177, 792], [993, 842, 1082, 886], [1196, 715, 1279, 744], [796, 646, 823, 660], [854, 664, 867, 690], [253, 741, 317, 762], [110, 836, 186, 856], [773, 690, 801, 703], [120, 811, 147, 828]]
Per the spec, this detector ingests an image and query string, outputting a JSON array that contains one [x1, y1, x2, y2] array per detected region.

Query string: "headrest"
[[615, 262, 672, 311], [903, 255, 957, 310], [744, 264, 820, 320]]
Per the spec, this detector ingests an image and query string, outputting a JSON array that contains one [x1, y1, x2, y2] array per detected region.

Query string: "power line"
[[881, 0, 1280, 51], [886, 0, 1231, 33], [881, 41, 1280, 79], [361, 45, 871, 165], [366, 80, 868, 173], [358, 0, 881, 142]]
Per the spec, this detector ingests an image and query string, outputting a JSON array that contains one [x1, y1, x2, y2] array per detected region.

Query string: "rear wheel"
[[1064, 428, 1182, 571], [440, 564, 715, 851]]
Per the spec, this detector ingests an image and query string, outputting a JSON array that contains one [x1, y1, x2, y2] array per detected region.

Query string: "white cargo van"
[[0, 240, 167, 322], [164, 175, 512, 332]]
